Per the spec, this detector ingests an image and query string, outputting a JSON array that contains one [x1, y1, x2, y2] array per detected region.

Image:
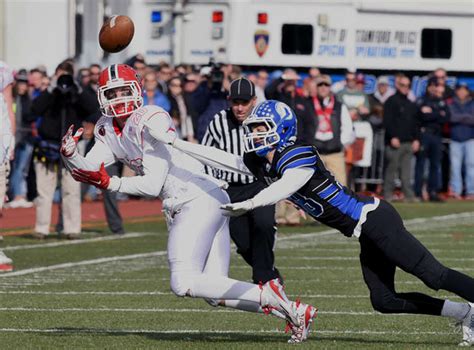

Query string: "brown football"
[[99, 15, 135, 53]]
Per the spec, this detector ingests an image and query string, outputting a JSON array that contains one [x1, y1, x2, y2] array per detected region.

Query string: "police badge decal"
[[254, 30, 269, 57]]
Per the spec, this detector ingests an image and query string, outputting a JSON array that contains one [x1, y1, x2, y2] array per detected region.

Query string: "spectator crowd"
[[1, 54, 474, 238]]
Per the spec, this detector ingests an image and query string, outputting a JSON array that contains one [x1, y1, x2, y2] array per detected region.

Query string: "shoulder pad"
[[128, 105, 170, 126], [275, 144, 317, 175]]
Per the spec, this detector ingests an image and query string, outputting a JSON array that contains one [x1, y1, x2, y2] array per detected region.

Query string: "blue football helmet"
[[243, 100, 297, 157]]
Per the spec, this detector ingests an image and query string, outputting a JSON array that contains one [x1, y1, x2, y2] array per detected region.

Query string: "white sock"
[[221, 300, 286, 320], [223, 300, 261, 313], [441, 300, 471, 321], [189, 274, 262, 303]]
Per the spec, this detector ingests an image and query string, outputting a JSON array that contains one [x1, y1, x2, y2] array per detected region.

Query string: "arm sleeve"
[[173, 138, 253, 177], [111, 135, 169, 197], [251, 167, 314, 208], [62, 138, 116, 171], [340, 104, 355, 146]]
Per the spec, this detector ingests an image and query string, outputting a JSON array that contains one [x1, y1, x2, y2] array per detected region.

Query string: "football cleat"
[[260, 278, 300, 327], [459, 303, 474, 347], [0, 253, 13, 272], [0, 263, 13, 272], [286, 299, 318, 344]]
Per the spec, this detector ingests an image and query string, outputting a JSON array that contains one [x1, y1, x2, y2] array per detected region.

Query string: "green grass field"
[[1, 201, 473, 349]]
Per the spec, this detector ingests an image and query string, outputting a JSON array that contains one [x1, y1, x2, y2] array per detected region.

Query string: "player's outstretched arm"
[[144, 117, 252, 177], [61, 124, 115, 172], [221, 167, 314, 217]]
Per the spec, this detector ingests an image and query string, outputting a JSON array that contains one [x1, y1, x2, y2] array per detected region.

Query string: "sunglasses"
[[317, 82, 330, 87], [399, 83, 410, 88]]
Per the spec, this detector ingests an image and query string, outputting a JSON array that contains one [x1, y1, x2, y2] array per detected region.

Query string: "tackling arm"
[[221, 167, 314, 216]]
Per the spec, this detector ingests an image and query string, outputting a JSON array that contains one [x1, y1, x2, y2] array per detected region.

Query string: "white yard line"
[[0, 328, 455, 336], [0, 251, 166, 277], [0, 307, 430, 316], [0, 290, 172, 295], [3, 232, 155, 251], [1, 211, 473, 279], [283, 256, 474, 262], [0, 290, 463, 300], [1, 262, 472, 279], [279, 211, 474, 240]]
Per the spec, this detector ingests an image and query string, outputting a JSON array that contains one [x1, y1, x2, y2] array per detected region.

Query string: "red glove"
[[71, 163, 110, 190], [61, 124, 84, 157]]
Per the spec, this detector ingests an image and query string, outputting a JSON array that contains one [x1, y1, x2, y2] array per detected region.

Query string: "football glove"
[[143, 114, 177, 145], [220, 200, 254, 217], [61, 124, 84, 158], [71, 163, 111, 190]]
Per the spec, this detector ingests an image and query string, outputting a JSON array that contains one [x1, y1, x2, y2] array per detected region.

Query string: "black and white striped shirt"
[[201, 108, 255, 185]]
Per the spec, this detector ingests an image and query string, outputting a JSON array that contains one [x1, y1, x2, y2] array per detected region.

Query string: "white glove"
[[61, 124, 83, 158], [144, 114, 177, 145], [220, 200, 254, 217]]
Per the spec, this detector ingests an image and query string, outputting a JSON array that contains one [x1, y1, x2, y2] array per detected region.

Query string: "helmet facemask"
[[98, 80, 143, 118], [243, 117, 280, 156]]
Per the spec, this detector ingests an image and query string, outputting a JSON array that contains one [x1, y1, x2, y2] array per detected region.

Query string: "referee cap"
[[229, 77, 256, 101]]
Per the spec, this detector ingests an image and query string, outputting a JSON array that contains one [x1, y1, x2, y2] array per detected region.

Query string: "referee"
[[202, 77, 282, 284]]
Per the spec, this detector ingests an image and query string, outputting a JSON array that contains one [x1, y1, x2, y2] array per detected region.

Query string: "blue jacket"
[[143, 90, 171, 112], [449, 97, 474, 142]]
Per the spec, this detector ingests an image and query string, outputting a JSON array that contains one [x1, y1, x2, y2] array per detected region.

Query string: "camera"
[[208, 58, 224, 93], [55, 74, 77, 95]]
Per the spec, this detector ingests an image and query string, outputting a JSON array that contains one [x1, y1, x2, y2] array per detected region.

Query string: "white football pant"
[[167, 187, 262, 304]]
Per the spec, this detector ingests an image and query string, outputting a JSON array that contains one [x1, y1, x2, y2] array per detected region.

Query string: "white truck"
[[1, 0, 473, 77], [127, 0, 474, 73]]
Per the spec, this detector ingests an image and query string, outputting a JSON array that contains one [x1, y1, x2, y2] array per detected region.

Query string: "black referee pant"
[[226, 182, 282, 284], [359, 199, 474, 315]]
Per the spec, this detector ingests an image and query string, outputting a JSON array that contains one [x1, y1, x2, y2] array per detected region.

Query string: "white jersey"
[[65, 105, 224, 203]]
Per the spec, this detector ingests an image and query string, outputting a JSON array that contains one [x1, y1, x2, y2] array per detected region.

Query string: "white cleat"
[[459, 303, 474, 347], [0, 253, 13, 273], [260, 278, 300, 327], [286, 300, 318, 344]]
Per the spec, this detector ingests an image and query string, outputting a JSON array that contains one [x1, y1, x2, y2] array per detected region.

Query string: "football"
[[98, 15, 135, 53]]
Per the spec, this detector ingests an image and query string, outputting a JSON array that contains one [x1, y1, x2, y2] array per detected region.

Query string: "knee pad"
[[170, 272, 194, 297]]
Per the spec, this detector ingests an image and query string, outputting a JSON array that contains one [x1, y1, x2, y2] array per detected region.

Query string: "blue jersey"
[[243, 143, 377, 237]]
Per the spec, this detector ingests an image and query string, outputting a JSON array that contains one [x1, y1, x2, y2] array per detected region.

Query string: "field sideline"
[[0, 201, 473, 349]]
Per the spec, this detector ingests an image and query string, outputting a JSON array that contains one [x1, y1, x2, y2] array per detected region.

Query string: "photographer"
[[31, 61, 97, 239], [195, 59, 232, 141]]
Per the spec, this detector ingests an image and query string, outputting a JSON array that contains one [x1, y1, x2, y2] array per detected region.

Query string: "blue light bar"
[[151, 11, 162, 23]]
